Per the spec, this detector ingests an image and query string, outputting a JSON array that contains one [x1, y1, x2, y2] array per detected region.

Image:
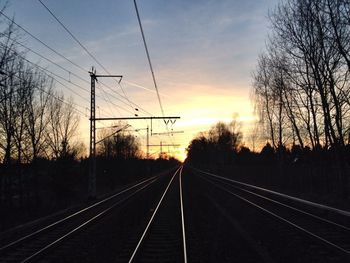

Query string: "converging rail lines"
[[191, 166, 350, 262]]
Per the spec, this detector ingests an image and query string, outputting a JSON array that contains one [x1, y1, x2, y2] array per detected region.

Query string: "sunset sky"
[[6, 0, 278, 160]]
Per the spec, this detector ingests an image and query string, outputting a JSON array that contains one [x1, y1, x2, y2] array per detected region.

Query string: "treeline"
[[0, 10, 180, 230], [0, 9, 84, 203], [186, 0, 350, 201], [0, 8, 89, 230], [249, 0, 350, 198], [253, 0, 350, 150], [186, 121, 350, 206], [186, 120, 242, 164], [97, 125, 141, 160], [0, 16, 83, 163]]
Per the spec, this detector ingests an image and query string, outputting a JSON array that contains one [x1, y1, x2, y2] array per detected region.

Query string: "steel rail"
[[21, 178, 157, 263], [0, 175, 158, 252], [191, 166, 350, 217], [128, 166, 181, 263], [199, 175, 350, 256], [211, 177, 350, 232], [179, 166, 188, 263]]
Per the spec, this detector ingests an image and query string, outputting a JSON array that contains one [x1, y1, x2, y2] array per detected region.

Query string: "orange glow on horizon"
[[78, 86, 257, 161]]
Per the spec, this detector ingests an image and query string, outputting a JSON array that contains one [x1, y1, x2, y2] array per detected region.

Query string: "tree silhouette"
[[186, 120, 242, 165]]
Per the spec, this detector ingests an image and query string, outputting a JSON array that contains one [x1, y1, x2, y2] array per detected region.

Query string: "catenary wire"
[[0, 69, 87, 117], [97, 81, 122, 116], [0, 10, 86, 72], [0, 33, 145, 116], [0, 11, 152, 118], [2, 4, 179, 154], [133, 0, 178, 149], [37, 0, 135, 111], [0, 40, 137, 116], [133, 0, 165, 117]]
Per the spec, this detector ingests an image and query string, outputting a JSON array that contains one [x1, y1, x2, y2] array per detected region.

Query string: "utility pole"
[[152, 131, 184, 135], [89, 69, 96, 199], [95, 117, 180, 159], [95, 116, 180, 136], [88, 68, 122, 199], [134, 126, 150, 158], [89, 69, 180, 198], [147, 125, 149, 159]]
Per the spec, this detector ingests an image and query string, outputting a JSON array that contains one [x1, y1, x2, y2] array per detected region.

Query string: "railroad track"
[[116, 166, 187, 263], [0, 175, 160, 263], [192, 166, 350, 262], [181, 166, 273, 262], [5, 164, 347, 262]]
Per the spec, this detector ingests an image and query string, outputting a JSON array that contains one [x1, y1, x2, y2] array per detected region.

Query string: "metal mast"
[[88, 68, 123, 199], [89, 68, 97, 199]]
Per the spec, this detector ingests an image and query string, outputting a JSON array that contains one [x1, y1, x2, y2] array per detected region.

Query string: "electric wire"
[[37, 0, 135, 111], [0, 10, 86, 73], [22, 59, 88, 102], [4, 35, 137, 115], [2, 4, 179, 156], [0, 12, 176, 157], [0, 54, 130, 123], [133, 0, 178, 150], [0, 33, 136, 116], [96, 86, 115, 117], [0, 41, 111, 116], [117, 81, 154, 116], [133, 0, 165, 117], [5, 36, 89, 84], [97, 81, 122, 116], [0, 40, 139, 117], [16, 54, 148, 129], [1, 69, 87, 117], [97, 79, 145, 115], [0, 11, 151, 117]]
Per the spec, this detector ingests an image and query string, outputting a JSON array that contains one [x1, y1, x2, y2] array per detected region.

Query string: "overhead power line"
[[133, 0, 165, 117], [0, 11, 145, 117], [37, 0, 101, 72], [1, 69, 87, 117], [0, 40, 137, 117], [4, 36, 88, 83], [37, 0, 135, 110], [1, 3, 179, 150], [0, 10, 86, 72], [132, 0, 177, 151], [116, 81, 154, 116], [35, 1, 154, 117], [0, 11, 158, 118], [2, 41, 89, 102], [0, 36, 140, 117]]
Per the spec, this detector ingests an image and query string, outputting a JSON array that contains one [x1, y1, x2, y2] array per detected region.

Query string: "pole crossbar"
[[89, 68, 124, 199], [89, 68, 180, 198], [148, 144, 181, 147], [94, 75, 123, 78], [152, 131, 184, 135], [94, 116, 180, 121]]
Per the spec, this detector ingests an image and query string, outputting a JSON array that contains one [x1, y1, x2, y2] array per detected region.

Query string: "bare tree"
[[186, 119, 243, 164], [0, 20, 20, 164], [253, 53, 278, 148], [97, 123, 141, 160], [24, 71, 52, 162], [251, 0, 350, 194], [45, 94, 80, 160], [253, 0, 350, 150]]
